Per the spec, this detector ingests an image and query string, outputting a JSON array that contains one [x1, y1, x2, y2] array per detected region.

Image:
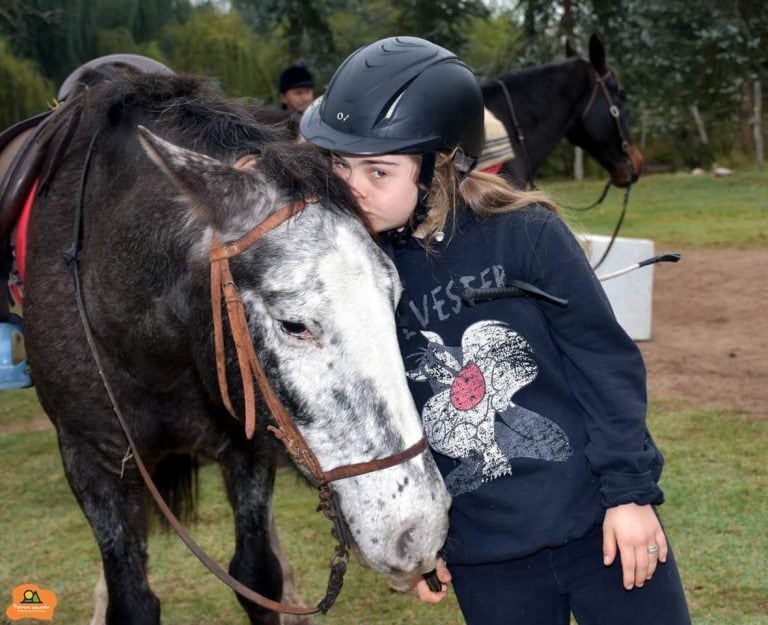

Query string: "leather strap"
[[209, 198, 427, 485]]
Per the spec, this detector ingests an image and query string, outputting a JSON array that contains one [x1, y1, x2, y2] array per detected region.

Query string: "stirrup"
[[0, 314, 33, 389]]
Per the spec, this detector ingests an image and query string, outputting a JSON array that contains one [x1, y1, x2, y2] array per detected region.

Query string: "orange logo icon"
[[5, 584, 57, 621]]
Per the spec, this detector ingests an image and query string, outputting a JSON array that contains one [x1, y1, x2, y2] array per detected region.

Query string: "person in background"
[[300, 36, 691, 625], [277, 64, 315, 114]]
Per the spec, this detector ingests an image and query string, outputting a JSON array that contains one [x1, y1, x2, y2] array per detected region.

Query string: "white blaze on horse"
[[18, 64, 449, 625]]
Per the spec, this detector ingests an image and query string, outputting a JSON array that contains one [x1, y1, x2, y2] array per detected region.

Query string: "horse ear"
[[137, 125, 258, 230], [565, 38, 578, 58], [588, 34, 607, 74]]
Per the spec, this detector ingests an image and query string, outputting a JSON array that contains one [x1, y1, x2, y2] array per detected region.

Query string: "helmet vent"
[[374, 76, 418, 128], [384, 91, 406, 120]]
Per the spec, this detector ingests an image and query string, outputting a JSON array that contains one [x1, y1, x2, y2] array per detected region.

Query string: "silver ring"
[[647, 544, 659, 556]]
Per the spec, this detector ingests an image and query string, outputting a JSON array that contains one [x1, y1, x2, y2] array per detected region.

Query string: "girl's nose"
[[348, 171, 367, 199]]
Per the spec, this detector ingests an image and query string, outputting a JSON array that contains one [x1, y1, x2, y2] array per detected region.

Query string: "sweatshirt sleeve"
[[525, 209, 664, 508]]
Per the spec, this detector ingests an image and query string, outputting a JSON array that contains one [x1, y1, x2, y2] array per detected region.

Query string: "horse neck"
[[500, 59, 592, 170]]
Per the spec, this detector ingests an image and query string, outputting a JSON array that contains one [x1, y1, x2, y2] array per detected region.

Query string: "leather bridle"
[[68, 134, 428, 616], [581, 67, 632, 163], [205, 196, 427, 612]]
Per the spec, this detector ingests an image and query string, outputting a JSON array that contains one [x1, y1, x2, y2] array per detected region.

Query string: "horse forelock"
[[257, 142, 369, 226]]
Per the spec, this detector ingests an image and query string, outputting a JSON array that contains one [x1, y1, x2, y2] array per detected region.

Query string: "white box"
[[581, 234, 654, 341]]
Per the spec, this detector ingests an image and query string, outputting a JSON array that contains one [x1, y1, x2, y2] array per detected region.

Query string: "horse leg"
[[57, 430, 160, 625], [88, 566, 108, 625], [218, 450, 284, 625], [270, 519, 315, 625]]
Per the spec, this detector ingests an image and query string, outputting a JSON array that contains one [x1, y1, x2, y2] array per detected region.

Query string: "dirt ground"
[[638, 246, 766, 419]]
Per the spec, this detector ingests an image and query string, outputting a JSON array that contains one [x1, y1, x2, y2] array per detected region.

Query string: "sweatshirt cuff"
[[599, 471, 665, 508]]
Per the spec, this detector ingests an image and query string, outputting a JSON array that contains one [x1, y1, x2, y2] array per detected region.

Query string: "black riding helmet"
[[300, 37, 484, 239]]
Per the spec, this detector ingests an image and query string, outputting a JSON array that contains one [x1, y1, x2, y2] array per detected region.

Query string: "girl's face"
[[331, 153, 419, 233]]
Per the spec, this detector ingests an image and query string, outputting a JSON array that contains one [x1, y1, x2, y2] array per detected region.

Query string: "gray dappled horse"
[[22, 68, 449, 625]]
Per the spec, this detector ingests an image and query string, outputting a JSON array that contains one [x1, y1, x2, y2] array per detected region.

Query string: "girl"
[[301, 36, 691, 625]]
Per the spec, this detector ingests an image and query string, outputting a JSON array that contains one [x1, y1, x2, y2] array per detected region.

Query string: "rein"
[[66, 135, 427, 616], [493, 78, 535, 188], [567, 67, 635, 270]]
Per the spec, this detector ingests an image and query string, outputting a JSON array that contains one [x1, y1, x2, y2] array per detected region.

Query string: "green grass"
[[540, 172, 768, 248], [1, 404, 766, 624]]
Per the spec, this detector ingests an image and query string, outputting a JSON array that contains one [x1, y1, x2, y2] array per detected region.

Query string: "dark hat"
[[278, 65, 314, 93]]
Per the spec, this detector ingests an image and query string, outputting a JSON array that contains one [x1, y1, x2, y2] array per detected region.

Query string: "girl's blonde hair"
[[417, 152, 559, 248]]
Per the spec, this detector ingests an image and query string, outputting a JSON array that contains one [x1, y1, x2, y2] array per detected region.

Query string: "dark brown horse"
[[482, 35, 643, 188]]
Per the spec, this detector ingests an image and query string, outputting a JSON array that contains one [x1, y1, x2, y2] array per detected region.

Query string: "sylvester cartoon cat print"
[[407, 320, 573, 496]]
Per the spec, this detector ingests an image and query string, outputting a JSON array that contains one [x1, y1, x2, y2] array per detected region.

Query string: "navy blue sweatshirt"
[[393, 204, 664, 565]]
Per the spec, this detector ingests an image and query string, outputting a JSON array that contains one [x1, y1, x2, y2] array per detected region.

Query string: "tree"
[[231, 0, 337, 73], [168, 8, 284, 100], [0, 35, 52, 126], [394, 0, 489, 53]]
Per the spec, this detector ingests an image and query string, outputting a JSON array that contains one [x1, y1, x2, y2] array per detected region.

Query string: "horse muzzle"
[[611, 141, 643, 187]]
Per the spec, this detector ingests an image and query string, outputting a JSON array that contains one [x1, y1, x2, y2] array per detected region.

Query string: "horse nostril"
[[396, 527, 416, 559]]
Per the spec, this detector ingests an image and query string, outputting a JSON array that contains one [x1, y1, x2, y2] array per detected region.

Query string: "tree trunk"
[[740, 82, 755, 152], [690, 104, 708, 144], [573, 146, 583, 181], [561, 0, 574, 40], [754, 80, 764, 172], [640, 106, 647, 152]]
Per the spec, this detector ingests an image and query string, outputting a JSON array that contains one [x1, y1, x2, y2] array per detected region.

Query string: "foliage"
[[1, 0, 766, 169], [393, 0, 489, 53], [0, 35, 51, 128], [461, 10, 526, 78], [231, 0, 337, 76], [167, 8, 285, 101]]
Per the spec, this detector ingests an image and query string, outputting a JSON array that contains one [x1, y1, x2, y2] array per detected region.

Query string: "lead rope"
[[565, 68, 635, 269], [494, 78, 535, 188]]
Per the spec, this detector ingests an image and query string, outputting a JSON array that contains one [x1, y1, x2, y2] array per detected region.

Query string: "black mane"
[[44, 67, 361, 221]]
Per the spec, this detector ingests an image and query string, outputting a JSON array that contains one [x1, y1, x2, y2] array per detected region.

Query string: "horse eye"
[[279, 320, 313, 340]]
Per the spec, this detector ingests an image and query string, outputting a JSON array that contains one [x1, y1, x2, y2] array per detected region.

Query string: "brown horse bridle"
[[69, 135, 428, 615], [205, 196, 428, 613], [581, 68, 632, 161]]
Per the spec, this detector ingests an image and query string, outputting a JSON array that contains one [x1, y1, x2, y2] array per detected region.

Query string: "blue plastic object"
[[0, 315, 33, 389]]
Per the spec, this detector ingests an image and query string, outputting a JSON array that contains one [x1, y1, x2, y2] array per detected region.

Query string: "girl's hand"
[[412, 557, 452, 603], [603, 503, 668, 590]]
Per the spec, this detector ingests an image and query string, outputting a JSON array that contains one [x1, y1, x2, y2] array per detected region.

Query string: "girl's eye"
[[331, 157, 348, 170], [279, 320, 314, 340], [371, 169, 387, 179]]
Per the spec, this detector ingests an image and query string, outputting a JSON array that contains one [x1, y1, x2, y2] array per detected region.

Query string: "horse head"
[[566, 34, 643, 187], [138, 128, 451, 586]]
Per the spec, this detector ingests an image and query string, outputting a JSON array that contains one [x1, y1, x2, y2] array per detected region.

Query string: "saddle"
[[0, 53, 174, 320], [0, 110, 55, 242]]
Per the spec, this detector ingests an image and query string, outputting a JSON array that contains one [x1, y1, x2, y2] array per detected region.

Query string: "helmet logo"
[[336, 112, 350, 122]]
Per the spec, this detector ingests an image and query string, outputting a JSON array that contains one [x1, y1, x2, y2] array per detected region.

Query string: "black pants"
[[450, 525, 691, 625]]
